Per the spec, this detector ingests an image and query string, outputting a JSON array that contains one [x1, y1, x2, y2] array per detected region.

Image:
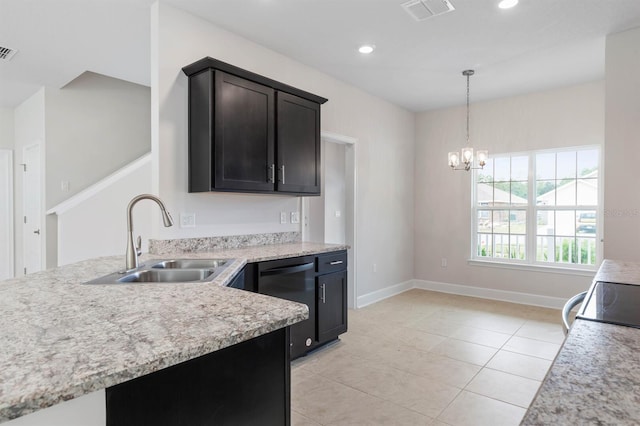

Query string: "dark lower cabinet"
[[106, 328, 290, 426], [317, 271, 348, 344], [247, 250, 348, 359]]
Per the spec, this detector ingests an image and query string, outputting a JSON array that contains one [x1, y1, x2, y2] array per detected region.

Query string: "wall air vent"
[[0, 46, 17, 61], [401, 0, 455, 21]]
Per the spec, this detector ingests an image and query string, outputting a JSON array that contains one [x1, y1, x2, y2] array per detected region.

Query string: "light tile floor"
[[291, 289, 564, 426]]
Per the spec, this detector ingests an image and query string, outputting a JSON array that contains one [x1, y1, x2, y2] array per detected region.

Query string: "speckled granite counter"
[[522, 259, 640, 425], [0, 240, 347, 423], [160, 241, 349, 263]]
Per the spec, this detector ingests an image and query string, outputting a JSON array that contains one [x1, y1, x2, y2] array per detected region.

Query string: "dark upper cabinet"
[[183, 57, 327, 195], [215, 72, 275, 192], [276, 92, 321, 194]]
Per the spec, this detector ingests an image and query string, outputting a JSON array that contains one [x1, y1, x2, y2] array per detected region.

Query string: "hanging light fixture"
[[448, 69, 488, 171]]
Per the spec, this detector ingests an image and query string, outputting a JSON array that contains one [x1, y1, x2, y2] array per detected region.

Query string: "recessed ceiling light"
[[498, 0, 518, 9], [358, 45, 375, 54]]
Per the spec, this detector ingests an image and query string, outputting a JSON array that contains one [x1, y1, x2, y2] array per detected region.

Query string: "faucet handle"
[[136, 235, 142, 257]]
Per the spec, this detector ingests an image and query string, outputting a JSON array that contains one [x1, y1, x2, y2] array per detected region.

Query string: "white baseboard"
[[356, 279, 568, 310], [413, 279, 567, 310], [356, 280, 414, 308]]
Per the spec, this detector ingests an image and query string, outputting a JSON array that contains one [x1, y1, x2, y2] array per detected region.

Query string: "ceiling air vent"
[[401, 0, 455, 21], [0, 46, 17, 61]]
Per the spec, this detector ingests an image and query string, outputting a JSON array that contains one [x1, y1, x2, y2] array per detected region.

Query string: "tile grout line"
[[463, 388, 534, 411]]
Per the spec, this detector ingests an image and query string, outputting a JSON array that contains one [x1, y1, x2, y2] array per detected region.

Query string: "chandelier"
[[448, 70, 488, 171]]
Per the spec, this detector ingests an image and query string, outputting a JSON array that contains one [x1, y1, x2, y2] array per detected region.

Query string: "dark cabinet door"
[[316, 271, 347, 344], [106, 328, 290, 426], [276, 92, 320, 194], [214, 71, 275, 192]]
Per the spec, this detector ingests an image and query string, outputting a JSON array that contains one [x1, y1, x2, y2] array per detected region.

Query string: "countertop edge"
[[0, 242, 346, 423], [521, 258, 640, 425]]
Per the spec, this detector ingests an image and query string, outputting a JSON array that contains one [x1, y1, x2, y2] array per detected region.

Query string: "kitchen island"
[[522, 259, 640, 425], [0, 239, 347, 424]]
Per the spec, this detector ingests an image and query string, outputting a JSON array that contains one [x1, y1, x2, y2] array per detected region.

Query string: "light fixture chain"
[[466, 71, 470, 144]]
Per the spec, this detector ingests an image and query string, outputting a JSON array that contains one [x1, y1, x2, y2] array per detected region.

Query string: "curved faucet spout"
[[125, 194, 173, 271]]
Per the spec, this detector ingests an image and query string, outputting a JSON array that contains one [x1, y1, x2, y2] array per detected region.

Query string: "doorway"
[[23, 143, 42, 275], [303, 132, 357, 308], [0, 149, 13, 280]]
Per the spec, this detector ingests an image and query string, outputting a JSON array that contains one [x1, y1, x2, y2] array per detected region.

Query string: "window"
[[473, 146, 600, 269]]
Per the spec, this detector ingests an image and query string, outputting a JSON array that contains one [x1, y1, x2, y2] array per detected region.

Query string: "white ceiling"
[[3, 0, 640, 112]]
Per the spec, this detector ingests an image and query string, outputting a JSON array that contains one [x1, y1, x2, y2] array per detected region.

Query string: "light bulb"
[[462, 147, 474, 163], [448, 152, 460, 168], [476, 150, 488, 166]]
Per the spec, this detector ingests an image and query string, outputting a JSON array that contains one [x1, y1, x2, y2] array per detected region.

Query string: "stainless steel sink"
[[117, 268, 215, 283], [85, 258, 234, 284], [150, 259, 227, 269]]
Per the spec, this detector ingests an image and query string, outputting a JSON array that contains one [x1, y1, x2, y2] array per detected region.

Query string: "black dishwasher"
[[257, 256, 315, 359]]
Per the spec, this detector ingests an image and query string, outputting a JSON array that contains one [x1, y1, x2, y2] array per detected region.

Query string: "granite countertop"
[[522, 259, 640, 425], [0, 240, 347, 423], [149, 239, 350, 262]]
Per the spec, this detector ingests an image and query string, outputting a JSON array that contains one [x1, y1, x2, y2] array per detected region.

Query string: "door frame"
[[302, 131, 358, 309], [0, 149, 14, 279]]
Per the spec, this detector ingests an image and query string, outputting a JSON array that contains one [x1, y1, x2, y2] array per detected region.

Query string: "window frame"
[[470, 145, 602, 272]]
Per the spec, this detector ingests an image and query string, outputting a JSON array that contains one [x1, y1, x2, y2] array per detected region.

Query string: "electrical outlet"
[[61, 181, 70, 192], [280, 212, 287, 224], [441, 258, 447, 268], [373, 263, 377, 273], [291, 211, 300, 224], [180, 213, 196, 228], [335, 210, 341, 218]]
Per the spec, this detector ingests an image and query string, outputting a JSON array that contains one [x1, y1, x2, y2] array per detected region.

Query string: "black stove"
[[577, 281, 640, 328]]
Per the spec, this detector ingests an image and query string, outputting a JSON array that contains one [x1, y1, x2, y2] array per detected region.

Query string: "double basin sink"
[[86, 259, 233, 284]]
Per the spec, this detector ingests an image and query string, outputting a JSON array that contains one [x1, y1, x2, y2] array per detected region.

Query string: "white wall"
[[0, 108, 14, 149], [14, 89, 46, 275], [45, 71, 151, 209], [152, 3, 416, 298], [415, 81, 604, 301], [56, 160, 152, 266], [604, 27, 640, 261]]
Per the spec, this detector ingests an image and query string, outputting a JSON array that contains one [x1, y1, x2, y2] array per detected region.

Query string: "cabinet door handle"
[[329, 260, 343, 265], [320, 283, 326, 303], [268, 164, 275, 183], [279, 165, 285, 184]]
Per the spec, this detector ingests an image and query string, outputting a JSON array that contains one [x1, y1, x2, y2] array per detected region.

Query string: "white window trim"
[[467, 259, 598, 277], [470, 145, 603, 272]]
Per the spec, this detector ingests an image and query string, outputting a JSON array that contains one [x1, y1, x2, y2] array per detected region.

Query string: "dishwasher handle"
[[260, 262, 315, 277], [562, 291, 587, 336]]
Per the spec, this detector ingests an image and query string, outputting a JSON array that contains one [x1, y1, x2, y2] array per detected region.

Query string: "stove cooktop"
[[577, 281, 640, 328]]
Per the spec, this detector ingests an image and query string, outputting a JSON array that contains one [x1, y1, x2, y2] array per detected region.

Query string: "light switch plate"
[[291, 211, 300, 224]]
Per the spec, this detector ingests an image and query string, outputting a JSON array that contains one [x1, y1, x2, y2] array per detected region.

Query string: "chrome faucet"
[[125, 194, 174, 271]]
